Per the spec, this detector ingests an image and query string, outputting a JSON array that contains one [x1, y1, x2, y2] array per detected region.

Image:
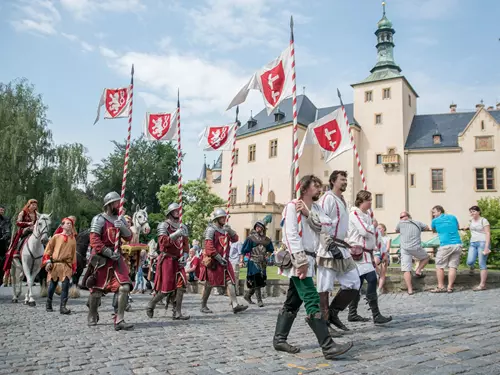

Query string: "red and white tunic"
[[347, 207, 376, 276]]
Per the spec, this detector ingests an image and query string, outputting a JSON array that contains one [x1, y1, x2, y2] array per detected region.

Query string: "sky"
[[1, 0, 499, 182]]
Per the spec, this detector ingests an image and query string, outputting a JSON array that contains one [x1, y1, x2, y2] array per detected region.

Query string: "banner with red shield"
[[93, 87, 131, 125], [297, 108, 353, 163], [143, 109, 179, 141], [198, 122, 236, 151], [226, 45, 293, 115]]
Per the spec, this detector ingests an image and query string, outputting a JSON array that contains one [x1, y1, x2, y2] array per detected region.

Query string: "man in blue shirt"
[[430, 205, 462, 293]]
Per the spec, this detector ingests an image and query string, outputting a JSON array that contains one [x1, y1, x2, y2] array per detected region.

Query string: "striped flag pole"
[[176, 89, 183, 224], [290, 16, 302, 237], [114, 64, 134, 252]]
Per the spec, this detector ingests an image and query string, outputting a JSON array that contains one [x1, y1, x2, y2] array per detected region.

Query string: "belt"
[[331, 238, 351, 248], [304, 251, 316, 257]]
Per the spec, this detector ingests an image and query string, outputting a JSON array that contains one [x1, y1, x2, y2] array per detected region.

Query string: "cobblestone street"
[[1, 286, 500, 375]]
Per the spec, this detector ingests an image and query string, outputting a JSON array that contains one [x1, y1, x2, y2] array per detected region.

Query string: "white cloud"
[[60, 0, 146, 19], [61, 32, 94, 52], [80, 41, 94, 52], [61, 32, 77, 41], [99, 46, 119, 59], [12, 0, 61, 35]]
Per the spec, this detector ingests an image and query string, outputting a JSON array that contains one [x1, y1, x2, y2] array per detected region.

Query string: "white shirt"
[[470, 217, 490, 243], [229, 241, 242, 263], [317, 191, 351, 259], [347, 207, 376, 276], [281, 200, 332, 278]]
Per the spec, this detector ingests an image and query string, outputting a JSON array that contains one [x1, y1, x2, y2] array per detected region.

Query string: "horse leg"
[[21, 254, 35, 306], [30, 259, 42, 305], [10, 262, 20, 303]]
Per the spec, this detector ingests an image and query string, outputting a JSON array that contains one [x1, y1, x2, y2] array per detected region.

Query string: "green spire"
[[377, 2, 393, 29]]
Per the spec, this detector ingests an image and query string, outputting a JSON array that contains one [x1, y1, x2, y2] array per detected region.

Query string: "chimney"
[[497, 102, 500, 110], [487, 106, 494, 111], [476, 100, 485, 111], [449, 103, 457, 113]]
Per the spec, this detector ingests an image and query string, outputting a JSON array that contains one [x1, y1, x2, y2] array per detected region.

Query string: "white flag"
[[227, 45, 293, 115], [143, 109, 179, 141], [93, 87, 131, 125], [297, 108, 353, 163], [198, 123, 237, 151]]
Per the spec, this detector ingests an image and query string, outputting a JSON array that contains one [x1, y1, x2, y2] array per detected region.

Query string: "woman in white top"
[[465, 205, 491, 291], [346, 190, 392, 325], [374, 223, 391, 294]]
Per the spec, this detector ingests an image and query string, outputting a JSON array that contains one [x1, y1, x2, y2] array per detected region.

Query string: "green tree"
[[92, 136, 178, 213], [157, 180, 224, 243]]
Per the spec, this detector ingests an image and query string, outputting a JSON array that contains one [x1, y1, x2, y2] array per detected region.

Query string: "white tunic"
[[347, 207, 376, 276], [281, 200, 332, 278], [317, 191, 351, 259]]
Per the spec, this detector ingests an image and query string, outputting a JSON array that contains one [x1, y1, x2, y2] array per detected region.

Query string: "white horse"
[[131, 205, 150, 243], [11, 213, 51, 306]]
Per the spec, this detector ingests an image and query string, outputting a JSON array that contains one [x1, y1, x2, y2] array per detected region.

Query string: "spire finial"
[[382, 1, 386, 16]]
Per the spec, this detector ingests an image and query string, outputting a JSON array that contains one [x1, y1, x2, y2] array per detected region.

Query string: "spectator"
[[430, 205, 462, 293], [192, 239, 202, 257], [395, 211, 429, 295], [185, 248, 200, 282], [374, 223, 391, 294], [0, 205, 11, 286], [465, 205, 491, 291], [229, 240, 242, 296]]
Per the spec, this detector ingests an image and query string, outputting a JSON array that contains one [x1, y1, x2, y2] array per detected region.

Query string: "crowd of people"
[[0, 170, 493, 359]]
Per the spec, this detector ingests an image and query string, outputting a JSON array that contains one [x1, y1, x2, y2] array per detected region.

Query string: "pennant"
[[94, 87, 131, 125], [259, 179, 263, 197], [297, 108, 353, 163], [198, 123, 236, 151], [227, 45, 293, 115], [143, 109, 179, 141]]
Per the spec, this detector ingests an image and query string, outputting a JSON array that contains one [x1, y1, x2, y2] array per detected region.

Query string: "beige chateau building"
[[201, 6, 500, 244]]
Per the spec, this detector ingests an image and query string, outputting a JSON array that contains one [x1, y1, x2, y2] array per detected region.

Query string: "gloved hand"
[[102, 247, 121, 261], [114, 217, 132, 237], [170, 228, 183, 241], [214, 253, 227, 266], [45, 261, 53, 272], [223, 224, 236, 237], [180, 224, 189, 237], [178, 258, 186, 267]]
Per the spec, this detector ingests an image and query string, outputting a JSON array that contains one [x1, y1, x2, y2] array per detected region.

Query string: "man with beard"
[[241, 218, 274, 307], [199, 208, 248, 314], [273, 175, 353, 360], [0, 205, 11, 286], [85, 192, 134, 331], [317, 171, 361, 337], [146, 203, 190, 320]]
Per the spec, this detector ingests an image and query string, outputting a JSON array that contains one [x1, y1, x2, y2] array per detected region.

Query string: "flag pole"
[[114, 64, 134, 252], [177, 88, 183, 224], [290, 15, 302, 237]]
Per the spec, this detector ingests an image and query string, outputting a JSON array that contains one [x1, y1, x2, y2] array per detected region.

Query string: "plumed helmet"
[[212, 208, 228, 221], [253, 220, 266, 231], [165, 202, 180, 217], [103, 192, 121, 208]]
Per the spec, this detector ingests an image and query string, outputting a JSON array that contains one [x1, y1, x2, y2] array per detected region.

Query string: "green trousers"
[[282, 276, 320, 316]]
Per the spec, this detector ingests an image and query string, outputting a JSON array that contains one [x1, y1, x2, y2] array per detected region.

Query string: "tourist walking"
[[374, 223, 390, 294], [465, 205, 491, 291]]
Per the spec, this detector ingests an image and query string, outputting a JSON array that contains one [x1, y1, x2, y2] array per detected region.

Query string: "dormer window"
[[274, 108, 285, 122], [247, 117, 257, 128], [433, 134, 442, 145]]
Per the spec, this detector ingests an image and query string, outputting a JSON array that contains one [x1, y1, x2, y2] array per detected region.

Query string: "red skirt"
[[198, 260, 235, 287], [91, 255, 131, 292], [154, 254, 186, 294]]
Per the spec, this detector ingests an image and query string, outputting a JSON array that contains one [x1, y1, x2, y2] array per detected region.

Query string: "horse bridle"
[[134, 213, 148, 230]]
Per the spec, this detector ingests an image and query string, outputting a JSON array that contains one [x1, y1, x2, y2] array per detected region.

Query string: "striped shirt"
[[396, 220, 427, 250]]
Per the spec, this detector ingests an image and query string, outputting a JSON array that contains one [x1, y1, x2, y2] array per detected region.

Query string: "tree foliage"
[[91, 137, 178, 213], [157, 180, 224, 243]]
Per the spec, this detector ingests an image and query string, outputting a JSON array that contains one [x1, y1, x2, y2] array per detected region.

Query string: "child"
[[132, 249, 147, 294], [42, 217, 77, 314]]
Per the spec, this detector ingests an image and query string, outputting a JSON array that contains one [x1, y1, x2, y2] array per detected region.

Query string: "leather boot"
[[319, 292, 342, 338], [115, 285, 134, 331], [87, 292, 101, 326], [112, 293, 118, 316], [306, 312, 353, 360], [165, 290, 176, 311], [173, 288, 190, 320], [60, 298, 71, 315], [200, 284, 213, 313], [244, 288, 255, 304], [255, 288, 264, 307], [347, 291, 370, 322], [366, 293, 392, 324], [329, 289, 358, 331], [273, 308, 300, 354], [228, 284, 248, 314], [46, 298, 53, 312], [146, 291, 166, 318]]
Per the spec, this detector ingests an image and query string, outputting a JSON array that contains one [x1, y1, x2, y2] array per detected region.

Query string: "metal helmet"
[[212, 208, 228, 221], [103, 191, 120, 207], [165, 202, 180, 217], [253, 220, 266, 231]]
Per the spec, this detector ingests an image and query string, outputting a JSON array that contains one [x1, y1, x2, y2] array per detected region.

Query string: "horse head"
[[35, 213, 52, 245], [133, 206, 150, 235]]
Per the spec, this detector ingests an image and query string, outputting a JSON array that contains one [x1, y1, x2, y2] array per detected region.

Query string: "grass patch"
[[239, 266, 288, 280]]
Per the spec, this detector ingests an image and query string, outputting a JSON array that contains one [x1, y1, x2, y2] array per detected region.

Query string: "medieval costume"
[[317, 190, 361, 336], [273, 196, 353, 360], [146, 203, 190, 320], [42, 217, 77, 314], [199, 208, 247, 314], [84, 191, 134, 331], [347, 206, 392, 324], [0, 206, 11, 286], [3, 199, 38, 274], [241, 220, 274, 307]]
